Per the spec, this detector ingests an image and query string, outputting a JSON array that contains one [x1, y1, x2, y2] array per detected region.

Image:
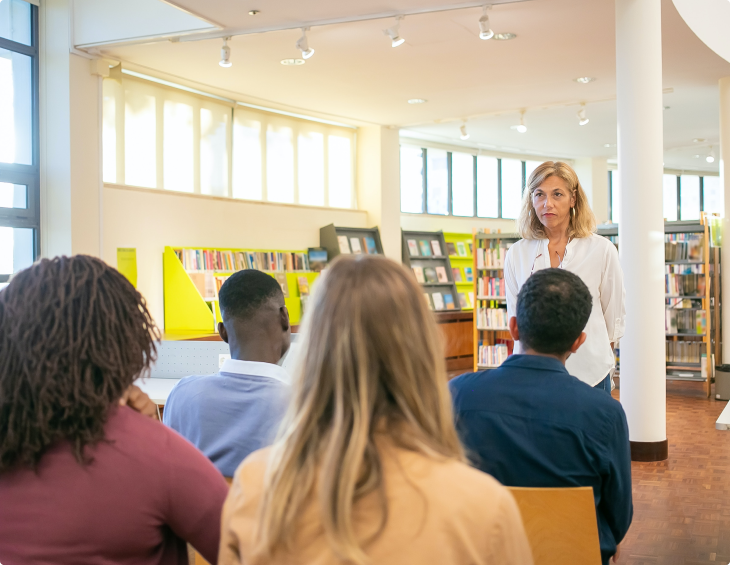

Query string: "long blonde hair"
[[517, 161, 596, 239], [254, 255, 464, 563]]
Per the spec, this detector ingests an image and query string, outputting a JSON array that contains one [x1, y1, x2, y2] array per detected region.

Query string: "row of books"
[[408, 238, 473, 258], [412, 266, 450, 284], [477, 344, 510, 367], [665, 273, 706, 296], [176, 248, 310, 272], [423, 292, 456, 311], [477, 277, 506, 298], [214, 273, 310, 298], [337, 235, 379, 255], [665, 308, 706, 335], [665, 233, 704, 262], [451, 267, 474, 283], [476, 307, 509, 329], [476, 244, 511, 269], [666, 340, 704, 365]]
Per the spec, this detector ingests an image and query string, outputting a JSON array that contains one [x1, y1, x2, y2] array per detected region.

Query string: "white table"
[[134, 377, 180, 405], [715, 400, 730, 430]]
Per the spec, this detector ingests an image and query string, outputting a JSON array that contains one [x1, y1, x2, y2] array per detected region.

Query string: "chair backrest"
[[507, 486, 602, 565]]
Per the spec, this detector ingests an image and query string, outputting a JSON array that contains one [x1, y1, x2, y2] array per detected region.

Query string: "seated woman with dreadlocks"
[[0, 255, 229, 565]]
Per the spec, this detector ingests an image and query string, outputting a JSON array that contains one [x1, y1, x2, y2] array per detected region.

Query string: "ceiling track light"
[[511, 111, 527, 133], [577, 104, 589, 126], [478, 5, 494, 40], [460, 122, 470, 140], [219, 37, 232, 68], [707, 147, 715, 163], [296, 27, 315, 59], [384, 15, 406, 47]]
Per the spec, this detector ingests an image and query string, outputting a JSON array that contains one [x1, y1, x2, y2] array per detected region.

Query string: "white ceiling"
[[94, 0, 730, 172]]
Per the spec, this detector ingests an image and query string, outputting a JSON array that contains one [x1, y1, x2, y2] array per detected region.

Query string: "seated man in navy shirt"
[[450, 268, 632, 565], [164, 270, 291, 477]]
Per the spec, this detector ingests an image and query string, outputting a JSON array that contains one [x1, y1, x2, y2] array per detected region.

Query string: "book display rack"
[[163, 245, 318, 334], [472, 230, 521, 371], [443, 232, 476, 311], [319, 224, 384, 260], [401, 230, 461, 312]]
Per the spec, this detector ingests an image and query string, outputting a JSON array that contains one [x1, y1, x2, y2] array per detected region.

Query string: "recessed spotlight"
[[248, 9, 259, 15], [693, 138, 706, 143], [281, 58, 305, 66], [493, 33, 517, 40], [603, 143, 615, 148], [408, 98, 427, 104], [694, 154, 701, 158], [574, 76, 596, 84]]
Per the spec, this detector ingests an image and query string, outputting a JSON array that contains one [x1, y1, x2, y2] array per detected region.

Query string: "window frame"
[[0, 3, 40, 282]]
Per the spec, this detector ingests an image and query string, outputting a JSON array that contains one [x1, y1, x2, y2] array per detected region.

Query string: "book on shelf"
[[412, 266, 425, 283], [457, 242, 467, 257], [423, 293, 433, 310], [477, 276, 506, 297], [468, 291, 475, 306], [443, 293, 455, 310], [350, 237, 363, 255], [666, 340, 703, 364], [665, 269, 705, 296], [477, 307, 508, 329], [432, 292, 445, 311], [308, 248, 328, 272], [275, 273, 290, 298], [446, 242, 457, 256], [175, 248, 310, 272], [464, 267, 473, 282], [452, 268, 463, 282], [424, 267, 439, 283], [436, 266, 449, 283], [431, 240, 443, 257], [297, 276, 310, 297], [363, 237, 378, 255], [665, 309, 705, 335], [468, 242, 473, 255], [477, 343, 509, 367], [419, 240, 433, 257], [665, 233, 704, 262], [407, 239, 420, 257], [189, 272, 216, 300], [458, 292, 469, 308], [338, 236, 351, 254], [476, 243, 511, 269]]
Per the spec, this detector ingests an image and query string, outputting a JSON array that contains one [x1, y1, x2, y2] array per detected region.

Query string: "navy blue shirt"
[[450, 355, 632, 565]]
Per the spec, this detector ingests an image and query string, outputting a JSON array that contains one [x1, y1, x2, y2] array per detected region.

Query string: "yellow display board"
[[443, 232, 475, 311]]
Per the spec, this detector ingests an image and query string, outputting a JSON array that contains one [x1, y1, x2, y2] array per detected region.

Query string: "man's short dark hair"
[[516, 268, 592, 355], [218, 270, 284, 321]]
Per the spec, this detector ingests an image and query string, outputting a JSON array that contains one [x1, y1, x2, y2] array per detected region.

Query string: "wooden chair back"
[[507, 486, 602, 565]]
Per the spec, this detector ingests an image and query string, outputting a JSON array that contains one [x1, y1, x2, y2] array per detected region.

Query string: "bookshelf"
[[443, 232, 476, 311], [162, 245, 319, 334], [472, 230, 521, 371], [320, 224, 384, 260], [402, 230, 461, 312]]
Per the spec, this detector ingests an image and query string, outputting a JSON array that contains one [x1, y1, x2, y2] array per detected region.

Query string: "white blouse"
[[504, 234, 626, 386]]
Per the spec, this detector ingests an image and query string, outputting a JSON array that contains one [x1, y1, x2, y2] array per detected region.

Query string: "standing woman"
[[505, 161, 625, 391]]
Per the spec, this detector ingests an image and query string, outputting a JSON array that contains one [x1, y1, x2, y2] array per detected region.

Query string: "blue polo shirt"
[[163, 359, 290, 478], [450, 355, 632, 565]]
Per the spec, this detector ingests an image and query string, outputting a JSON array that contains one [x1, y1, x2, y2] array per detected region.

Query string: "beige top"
[[219, 444, 534, 565]]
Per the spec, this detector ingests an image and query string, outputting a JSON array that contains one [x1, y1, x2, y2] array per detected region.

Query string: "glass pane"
[[400, 146, 423, 213], [427, 149, 448, 215], [0, 0, 31, 46], [501, 158, 523, 219], [102, 82, 117, 184], [702, 176, 723, 215], [0, 226, 33, 276], [124, 89, 156, 188], [200, 106, 229, 197], [476, 156, 499, 218], [525, 160, 543, 184], [0, 182, 26, 208], [297, 131, 324, 206], [328, 135, 352, 208], [680, 174, 700, 221], [232, 116, 262, 200], [611, 170, 620, 224], [451, 152, 474, 217], [662, 174, 677, 222], [163, 101, 194, 193], [0, 49, 32, 165], [266, 125, 294, 203]]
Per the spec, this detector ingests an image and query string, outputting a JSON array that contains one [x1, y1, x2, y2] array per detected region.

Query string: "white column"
[[615, 0, 667, 459], [720, 77, 730, 362]]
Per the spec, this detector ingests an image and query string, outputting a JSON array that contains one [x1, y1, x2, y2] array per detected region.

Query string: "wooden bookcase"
[[319, 224, 384, 260], [472, 231, 521, 371], [402, 229, 461, 312]]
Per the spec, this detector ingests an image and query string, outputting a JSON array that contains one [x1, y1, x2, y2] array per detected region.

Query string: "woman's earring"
[[571, 207, 576, 218]]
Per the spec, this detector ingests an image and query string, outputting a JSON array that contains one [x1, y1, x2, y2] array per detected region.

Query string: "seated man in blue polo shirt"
[[450, 268, 632, 565], [164, 269, 291, 477]]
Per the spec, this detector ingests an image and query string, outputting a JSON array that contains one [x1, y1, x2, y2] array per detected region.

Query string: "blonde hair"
[[254, 255, 464, 564], [517, 161, 596, 239]]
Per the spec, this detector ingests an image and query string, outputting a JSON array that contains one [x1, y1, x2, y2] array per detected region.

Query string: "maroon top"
[[0, 406, 229, 565]]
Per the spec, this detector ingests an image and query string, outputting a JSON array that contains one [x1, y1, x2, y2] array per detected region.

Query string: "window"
[[103, 74, 356, 209], [476, 155, 499, 218], [679, 175, 700, 221], [663, 174, 678, 222], [427, 149, 449, 215], [451, 152, 474, 217], [500, 158, 523, 220], [0, 0, 39, 287], [524, 160, 542, 184], [400, 146, 424, 213], [703, 176, 722, 215], [610, 170, 620, 224]]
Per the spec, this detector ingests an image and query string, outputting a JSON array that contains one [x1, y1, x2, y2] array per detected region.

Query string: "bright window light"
[[0, 49, 32, 165], [163, 101, 194, 193], [451, 152, 474, 217], [702, 176, 723, 215], [266, 125, 294, 203], [427, 149, 449, 215], [298, 131, 325, 206], [0, 226, 33, 275], [328, 135, 352, 208], [476, 156, 499, 218], [124, 90, 156, 188], [500, 158, 523, 219], [0, 182, 26, 209], [102, 84, 117, 184], [525, 160, 542, 184], [680, 174, 700, 221], [662, 174, 677, 222], [200, 107, 229, 197], [232, 116, 262, 200], [400, 146, 424, 213]]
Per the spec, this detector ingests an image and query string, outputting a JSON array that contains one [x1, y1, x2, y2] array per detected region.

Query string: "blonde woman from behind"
[[219, 255, 533, 565]]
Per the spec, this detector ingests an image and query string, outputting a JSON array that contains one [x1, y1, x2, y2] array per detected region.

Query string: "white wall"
[[573, 157, 610, 224], [103, 184, 367, 327], [400, 213, 518, 235]]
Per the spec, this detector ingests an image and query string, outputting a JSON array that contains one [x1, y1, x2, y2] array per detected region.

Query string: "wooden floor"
[[613, 382, 730, 564]]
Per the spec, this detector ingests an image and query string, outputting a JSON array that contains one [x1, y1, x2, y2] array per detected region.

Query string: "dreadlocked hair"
[[0, 255, 159, 472]]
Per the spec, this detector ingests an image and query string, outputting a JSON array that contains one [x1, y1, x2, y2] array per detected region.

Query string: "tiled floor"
[[614, 382, 730, 564]]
